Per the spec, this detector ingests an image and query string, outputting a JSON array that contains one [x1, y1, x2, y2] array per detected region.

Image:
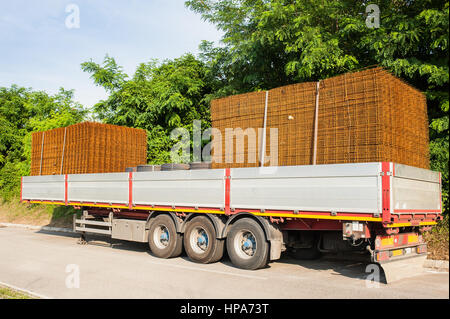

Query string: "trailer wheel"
[[226, 218, 269, 270], [184, 216, 224, 263], [148, 214, 182, 258]]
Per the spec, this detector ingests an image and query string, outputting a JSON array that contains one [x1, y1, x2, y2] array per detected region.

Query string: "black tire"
[[184, 216, 224, 263], [161, 163, 190, 171], [226, 218, 269, 270], [148, 214, 183, 258], [189, 162, 212, 170], [136, 165, 161, 172]]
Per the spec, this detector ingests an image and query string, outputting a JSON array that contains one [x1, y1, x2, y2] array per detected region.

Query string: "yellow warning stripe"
[[27, 200, 383, 222], [381, 237, 394, 246], [408, 234, 419, 244], [252, 212, 382, 222], [134, 206, 225, 215], [29, 201, 225, 215], [385, 221, 437, 228], [27, 200, 437, 226], [391, 249, 403, 257]]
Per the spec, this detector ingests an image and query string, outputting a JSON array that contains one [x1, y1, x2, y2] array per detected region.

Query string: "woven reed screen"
[[211, 67, 429, 169], [31, 122, 147, 175]]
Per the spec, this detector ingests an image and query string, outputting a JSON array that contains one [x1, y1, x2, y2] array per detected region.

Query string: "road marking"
[[0, 280, 52, 299], [146, 260, 268, 280]]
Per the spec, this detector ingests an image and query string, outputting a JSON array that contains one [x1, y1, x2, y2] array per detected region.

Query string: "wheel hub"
[[190, 227, 209, 254], [196, 230, 208, 251], [240, 233, 256, 257], [154, 225, 170, 249], [160, 231, 169, 244]]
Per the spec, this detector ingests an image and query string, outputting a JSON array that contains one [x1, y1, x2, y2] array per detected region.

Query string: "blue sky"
[[0, 0, 223, 107]]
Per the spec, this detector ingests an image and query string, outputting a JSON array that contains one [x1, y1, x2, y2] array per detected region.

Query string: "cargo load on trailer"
[[210, 67, 429, 169], [31, 122, 147, 175]]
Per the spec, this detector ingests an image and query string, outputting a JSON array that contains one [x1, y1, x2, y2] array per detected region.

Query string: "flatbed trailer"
[[21, 162, 442, 282]]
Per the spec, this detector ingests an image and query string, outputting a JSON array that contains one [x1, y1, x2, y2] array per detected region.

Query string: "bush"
[[423, 215, 449, 261]]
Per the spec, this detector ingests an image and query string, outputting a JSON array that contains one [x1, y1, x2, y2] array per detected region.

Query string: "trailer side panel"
[[230, 164, 381, 214]]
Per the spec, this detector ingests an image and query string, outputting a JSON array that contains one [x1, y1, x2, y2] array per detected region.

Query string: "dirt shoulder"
[[0, 199, 74, 228]]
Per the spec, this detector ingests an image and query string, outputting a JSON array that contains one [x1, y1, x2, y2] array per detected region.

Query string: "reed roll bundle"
[[31, 122, 147, 175], [210, 67, 429, 169]]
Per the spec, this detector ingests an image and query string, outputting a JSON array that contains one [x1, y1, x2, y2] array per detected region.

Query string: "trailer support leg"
[[78, 233, 87, 245]]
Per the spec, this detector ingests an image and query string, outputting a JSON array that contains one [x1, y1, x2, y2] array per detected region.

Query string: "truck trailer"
[[21, 162, 442, 283]]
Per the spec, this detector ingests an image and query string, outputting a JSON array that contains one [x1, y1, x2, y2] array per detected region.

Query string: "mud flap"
[[378, 254, 427, 284]]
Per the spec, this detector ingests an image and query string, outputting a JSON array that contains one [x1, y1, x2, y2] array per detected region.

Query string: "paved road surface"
[[0, 226, 448, 299]]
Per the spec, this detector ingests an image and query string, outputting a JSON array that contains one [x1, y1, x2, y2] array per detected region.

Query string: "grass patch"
[[0, 285, 35, 299], [424, 215, 449, 261], [0, 197, 76, 228]]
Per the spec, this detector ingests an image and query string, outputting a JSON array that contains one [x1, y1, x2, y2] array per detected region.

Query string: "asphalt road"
[[0, 226, 448, 299]]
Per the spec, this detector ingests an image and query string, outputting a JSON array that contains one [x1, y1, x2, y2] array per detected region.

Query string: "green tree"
[[0, 86, 86, 200], [187, 0, 449, 212], [82, 54, 214, 163]]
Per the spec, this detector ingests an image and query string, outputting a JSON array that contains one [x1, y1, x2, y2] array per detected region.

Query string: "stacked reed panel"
[[30, 122, 147, 175], [210, 67, 430, 169], [265, 82, 317, 166], [211, 91, 266, 168]]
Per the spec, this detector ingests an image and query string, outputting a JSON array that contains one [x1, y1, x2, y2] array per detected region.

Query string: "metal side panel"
[[392, 164, 441, 211], [68, 173, 129, 204], [22, 175, 65, 201], [132, 169, 225, 208], [230, 163, 381, 213], [112, 219, 148, 242], [394, 164, 440, 183]]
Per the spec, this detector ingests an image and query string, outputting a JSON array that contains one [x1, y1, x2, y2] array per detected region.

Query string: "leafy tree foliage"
[[1, 0, 447, 216], [82, 54, 214, 163], [0, 86, 86, 200], [187, 0, 449, 212]]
